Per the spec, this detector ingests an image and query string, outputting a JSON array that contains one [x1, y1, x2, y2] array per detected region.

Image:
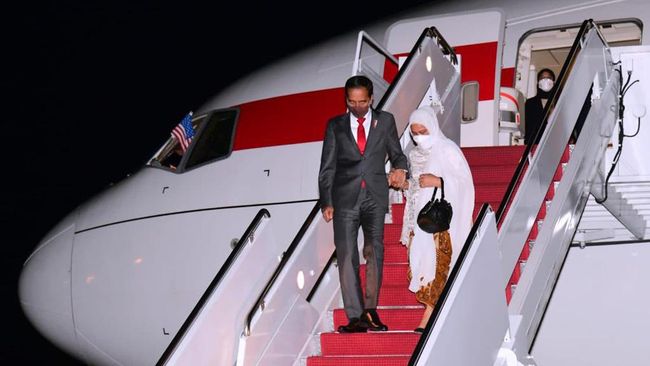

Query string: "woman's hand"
[[418, 173, 441, 188]]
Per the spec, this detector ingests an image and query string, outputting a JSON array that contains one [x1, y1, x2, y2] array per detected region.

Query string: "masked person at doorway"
[[525, 68, 556, 145]]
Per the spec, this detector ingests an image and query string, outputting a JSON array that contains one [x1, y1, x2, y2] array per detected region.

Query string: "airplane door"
[[385, 10, 505, 147]]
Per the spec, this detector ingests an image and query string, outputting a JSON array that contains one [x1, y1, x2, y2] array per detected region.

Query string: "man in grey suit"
[[319, 75, 408, 333]]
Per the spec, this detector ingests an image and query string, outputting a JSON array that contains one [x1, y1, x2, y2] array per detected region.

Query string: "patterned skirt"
[[407, 230, 452, 307]]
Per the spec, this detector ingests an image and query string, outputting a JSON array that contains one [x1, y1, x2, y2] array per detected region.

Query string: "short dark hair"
[[537, 68, 556, 81], [345, 75, 373, 97]]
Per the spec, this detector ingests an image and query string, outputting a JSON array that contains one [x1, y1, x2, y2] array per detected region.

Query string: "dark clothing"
[[525, 87, 591, 145], [524, 88, 552, 145], [333, 188, 386, 318], [318, 110, 408, 212], [318, 109, 407, 319]]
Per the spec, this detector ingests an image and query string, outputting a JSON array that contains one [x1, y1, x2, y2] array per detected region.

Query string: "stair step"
[[333, 308, 425, 331], [462, 145, 526, 167], [383, 224, 403, 245], [470, 164, 520, 184], [391, 204, 405, 224], [384, 245, 408, 263], [374, 286, 419, 306], [361, 264, 409, 287], [320, 332, 421, 356], [474, 183, 508, 203], [307, 355, 410, 366]]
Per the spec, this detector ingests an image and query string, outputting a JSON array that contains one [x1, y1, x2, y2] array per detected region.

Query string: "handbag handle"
[[429, 176, 444, 201]]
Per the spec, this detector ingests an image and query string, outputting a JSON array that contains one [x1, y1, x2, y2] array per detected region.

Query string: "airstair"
[[156, 20, 645, 366]]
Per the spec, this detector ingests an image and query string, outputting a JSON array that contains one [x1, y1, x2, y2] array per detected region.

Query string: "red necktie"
[[357, 117, 366, 154], [357, 117, 366, 188]]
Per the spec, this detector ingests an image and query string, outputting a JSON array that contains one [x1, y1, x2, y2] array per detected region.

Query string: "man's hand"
[[389, 169, 407, 188], [322, 206, 334, 222]]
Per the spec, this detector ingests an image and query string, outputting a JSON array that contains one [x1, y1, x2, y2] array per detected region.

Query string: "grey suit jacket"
[[318, 110, 408, 213]]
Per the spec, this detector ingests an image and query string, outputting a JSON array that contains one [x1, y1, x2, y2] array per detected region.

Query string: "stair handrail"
[[408, 203, 491, 365], [376, 26, 458, 111], [156, 209, 270, 365], [495, 19, 603, 224], [243, 204, 321, 337], [352, 30, 399, 77]]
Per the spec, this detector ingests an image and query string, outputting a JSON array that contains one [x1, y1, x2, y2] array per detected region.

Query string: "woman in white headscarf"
[[399, 105, 474, 332]]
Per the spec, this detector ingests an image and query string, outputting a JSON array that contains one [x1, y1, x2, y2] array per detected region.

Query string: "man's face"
[[346, 87, 372, 118]]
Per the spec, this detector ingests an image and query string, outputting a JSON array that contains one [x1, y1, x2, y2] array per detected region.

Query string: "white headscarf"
[[400, 106, 475, 272]]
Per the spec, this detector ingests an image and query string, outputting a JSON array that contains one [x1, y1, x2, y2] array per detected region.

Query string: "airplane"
[[18, 0, 650, 365]]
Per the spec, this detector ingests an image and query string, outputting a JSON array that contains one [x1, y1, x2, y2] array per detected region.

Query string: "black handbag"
[[417, 177, 453, 234]]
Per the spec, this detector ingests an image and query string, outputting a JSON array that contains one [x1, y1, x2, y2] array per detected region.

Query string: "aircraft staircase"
[[305, 145, 526, 365]]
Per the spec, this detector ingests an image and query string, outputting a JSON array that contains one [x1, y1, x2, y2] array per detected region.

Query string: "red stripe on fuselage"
[[232, 42, 500, 151], [501, 67, 515, 87], [453, 42, 497, 101], [232, 88, 345, 151]]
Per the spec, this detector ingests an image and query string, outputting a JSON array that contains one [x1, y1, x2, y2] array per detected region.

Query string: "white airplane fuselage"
[[19, 0, 650, 364]]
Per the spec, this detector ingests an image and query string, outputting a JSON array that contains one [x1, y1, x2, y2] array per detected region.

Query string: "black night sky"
[[5, 1, 429, 363]]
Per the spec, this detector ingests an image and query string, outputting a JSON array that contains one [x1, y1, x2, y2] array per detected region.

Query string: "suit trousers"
[[333, 187, 385, 319]]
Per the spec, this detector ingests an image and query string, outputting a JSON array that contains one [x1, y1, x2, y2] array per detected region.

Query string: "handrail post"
[[352, 30, 399, 76]]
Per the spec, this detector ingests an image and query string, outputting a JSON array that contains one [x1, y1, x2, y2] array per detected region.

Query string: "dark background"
[[4, 1, 429, 363]]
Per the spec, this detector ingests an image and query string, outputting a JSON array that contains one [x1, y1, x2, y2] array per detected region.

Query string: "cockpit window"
[[148, 114, 206, 171], [147, 108, 238, 172], [184, 109, 238, 170]]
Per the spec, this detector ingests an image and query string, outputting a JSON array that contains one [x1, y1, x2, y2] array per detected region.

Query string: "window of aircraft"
[[148, 114, 207, 171], [184, 109, 238, 170], [515, 19, 642, 100]]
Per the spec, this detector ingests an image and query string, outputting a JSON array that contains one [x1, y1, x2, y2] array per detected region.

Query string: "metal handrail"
[[352, 30, 399, 77], [408, 203, 491, 365], [156, 209, 270, 365], [243, 204, 321, 336], [376, 26, 458, 111], [495, 19, 597, 224]]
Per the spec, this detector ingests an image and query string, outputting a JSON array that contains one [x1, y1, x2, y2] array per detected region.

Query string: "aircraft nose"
[[18, 214, 81, 359]]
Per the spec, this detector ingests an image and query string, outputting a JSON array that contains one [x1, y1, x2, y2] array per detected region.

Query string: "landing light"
[[297, 271, 305, 290]]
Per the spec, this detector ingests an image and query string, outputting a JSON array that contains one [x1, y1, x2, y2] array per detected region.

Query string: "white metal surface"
[[240, 215, 334, 366], [415, 209, 509, 365], [165, 216, 279, 365], [532, 242, 650, 365], [75, 142, 322, 232], [607, 47, 650, 178]]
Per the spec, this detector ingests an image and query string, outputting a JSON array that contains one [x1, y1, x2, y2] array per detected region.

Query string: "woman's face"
[[410, 123, 429, 136]]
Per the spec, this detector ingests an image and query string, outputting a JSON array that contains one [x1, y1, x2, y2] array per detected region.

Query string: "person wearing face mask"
[[397, 106, 474, 332], [318, 75, 408, 333], [525, 68, 556, 145]]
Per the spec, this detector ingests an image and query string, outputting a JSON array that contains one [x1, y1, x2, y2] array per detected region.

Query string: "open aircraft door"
[[384, 10, 505, 147]]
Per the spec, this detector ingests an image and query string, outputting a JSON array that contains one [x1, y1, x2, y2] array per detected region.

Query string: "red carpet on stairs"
[[306, 145, 531, 366], [505, 144, 571, 303]]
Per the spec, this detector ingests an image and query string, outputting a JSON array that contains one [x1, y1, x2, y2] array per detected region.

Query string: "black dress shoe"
[[414, 327, 425, 333], [337, 317, 368, 333], [362, 309, 388, 331]]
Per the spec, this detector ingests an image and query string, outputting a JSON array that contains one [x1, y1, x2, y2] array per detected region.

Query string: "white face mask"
[[538, 78, 554, 92], [413, 134, 434, 150]]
